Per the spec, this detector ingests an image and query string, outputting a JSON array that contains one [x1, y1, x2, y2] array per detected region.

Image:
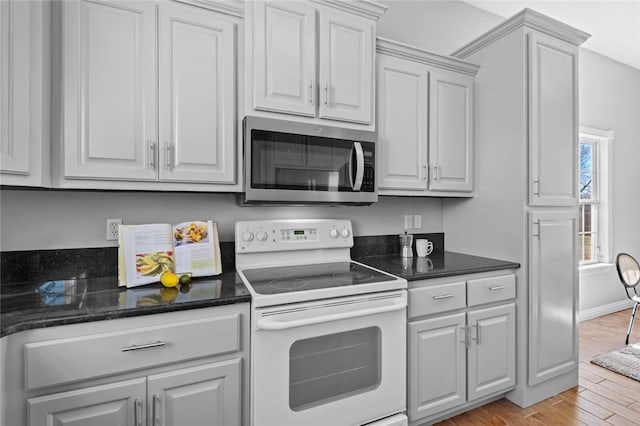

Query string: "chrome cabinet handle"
[[423, 164, 428, 181], [460, 326, 468, 347], [309, 80, 314, 105], [165, 141, 171, 169], [489, 285, 507, 291], [148, 140, 157, 170], [472, 323, 481, 345], [432, 164, 439, 182], [153, 394, 161, 426], [532, 178, 540, 195], [433, 294, 454, 300], [121, 341, 166, 352], [134, 399, 143, 426], [324, 82, 329, 107], [532, 220, 541, 238]]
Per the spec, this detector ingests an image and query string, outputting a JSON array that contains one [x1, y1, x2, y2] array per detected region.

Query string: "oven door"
[[251, 290, 407, 426], [243, 116, 377, 205]]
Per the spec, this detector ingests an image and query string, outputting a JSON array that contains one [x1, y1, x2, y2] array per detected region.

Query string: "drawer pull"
[[489, 285, 508, 291], [134, 398, 143, 426], [433, 294, 454, 300], [121, 341, 166, 352]]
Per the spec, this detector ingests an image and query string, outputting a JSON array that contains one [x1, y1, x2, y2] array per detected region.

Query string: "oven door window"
[[251, 130, 373, 192], [289, 326, 381, 411]]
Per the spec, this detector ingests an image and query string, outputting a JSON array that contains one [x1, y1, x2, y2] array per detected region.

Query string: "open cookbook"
[[118, 220, 222, 288]]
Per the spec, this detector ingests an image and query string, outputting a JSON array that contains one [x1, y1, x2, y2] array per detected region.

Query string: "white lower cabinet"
[[407, 272, 516, 424], [3, 304, 249, 426], [28, 360, 240, 426]]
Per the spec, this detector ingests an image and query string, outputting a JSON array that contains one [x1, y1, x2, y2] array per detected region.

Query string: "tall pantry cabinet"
[[442, 9, 589, 407]]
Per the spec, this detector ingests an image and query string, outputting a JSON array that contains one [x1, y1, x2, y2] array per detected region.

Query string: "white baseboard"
[[579, 299, 635, 322]]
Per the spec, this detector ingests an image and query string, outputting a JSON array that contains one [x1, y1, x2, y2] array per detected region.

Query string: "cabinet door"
[[28, 378, 146, 426], [147, 359, 241, 426], [428, 68, 473, 192], [63, 0, 157, 181], [529, 211, 579, 385], [467, 303, 516, 401], [377, 55, 428, 191], [158, 2, 235, 184], [528, 33, 579, 206], [253, 1, 316, 117], [0, 0, 30, 175], [318, 7, 374, 124], [408, 312, 466, 422]]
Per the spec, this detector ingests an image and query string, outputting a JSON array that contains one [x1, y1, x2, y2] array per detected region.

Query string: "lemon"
[[179, 274, 191, 285], [160, 272, 179, 287]]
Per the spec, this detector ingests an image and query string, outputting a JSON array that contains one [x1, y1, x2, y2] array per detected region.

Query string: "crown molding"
[[376, 37, 480, 77], [176, 0, 244, 17], [310, 0, 388, 21], [453, 8, 590, 59]]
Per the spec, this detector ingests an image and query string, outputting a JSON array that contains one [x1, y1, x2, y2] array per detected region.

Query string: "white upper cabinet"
[[0, 0, 49, 187], [377, 54, 428, 190], [62, 0, 157, 181], [252, 1, 316, 116], [528, 32, 579, 206], [376, 38, 478, 197], [158, 2, 235, 184], [59, 0, 240, 190], [318, 7, 373, 124], [247, 0, 385, 128], [428, 68, 474, 192]]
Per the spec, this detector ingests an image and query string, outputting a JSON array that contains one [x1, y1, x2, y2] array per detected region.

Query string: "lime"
[[179, 274, 191, 285], [160, 272, 179, 288]]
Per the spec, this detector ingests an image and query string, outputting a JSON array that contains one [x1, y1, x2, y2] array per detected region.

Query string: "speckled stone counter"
[[0, 243, 249, 337]]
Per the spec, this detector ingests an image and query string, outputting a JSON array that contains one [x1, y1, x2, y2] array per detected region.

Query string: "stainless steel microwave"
[[242, 117, 377, 205]]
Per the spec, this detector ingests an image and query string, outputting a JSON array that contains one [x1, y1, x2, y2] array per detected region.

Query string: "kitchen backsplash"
[[0, 234, 444, 284]]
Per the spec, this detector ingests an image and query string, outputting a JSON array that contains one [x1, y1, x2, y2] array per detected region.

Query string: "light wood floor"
[[435, 308, 640, 425]]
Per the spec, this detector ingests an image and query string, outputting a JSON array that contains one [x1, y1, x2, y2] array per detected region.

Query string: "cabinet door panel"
[[428, 69, 473, 192], [377, 55, 428, 190], [319, 8, 373, 124], [529, 211, 578, 385], [28, 378, 146, 426], [253, 1, 316, 116], [0, 0, 30, 175], [158, 2, 235, 183], [467, 303, 516, 401], [147, 359, 241, 426], [408, 312, 466, 422], [63, 0, 157, 180], [529, 33, 578, 206]]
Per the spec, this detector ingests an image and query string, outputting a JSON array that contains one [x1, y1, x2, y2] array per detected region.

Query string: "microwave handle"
[[349, 142, 365, 191]]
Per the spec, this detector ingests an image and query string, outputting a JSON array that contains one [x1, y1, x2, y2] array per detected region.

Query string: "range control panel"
[[235, 219, 353, 253]]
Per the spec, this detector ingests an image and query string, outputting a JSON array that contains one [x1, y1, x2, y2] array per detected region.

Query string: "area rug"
[[591, 343, 640, 381]]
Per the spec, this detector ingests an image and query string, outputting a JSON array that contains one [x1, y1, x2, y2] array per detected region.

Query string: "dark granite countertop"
[[1, 272, 250, 337], [355, 251, 520, 282]]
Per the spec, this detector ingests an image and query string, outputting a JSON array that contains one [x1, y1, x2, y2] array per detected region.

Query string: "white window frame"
[[578, 126, 613, 268]]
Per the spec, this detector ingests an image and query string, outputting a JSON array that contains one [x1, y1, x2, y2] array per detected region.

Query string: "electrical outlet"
[[414, 214, 422, 229], [106, 218, 122, 241], [404, 215, 413, 230]]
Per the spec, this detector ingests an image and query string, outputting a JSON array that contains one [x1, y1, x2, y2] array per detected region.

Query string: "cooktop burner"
[[241, 262, 396, 295]]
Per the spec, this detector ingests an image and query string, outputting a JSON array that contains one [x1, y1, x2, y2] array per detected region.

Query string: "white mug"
[[416, 239, 433, 257]]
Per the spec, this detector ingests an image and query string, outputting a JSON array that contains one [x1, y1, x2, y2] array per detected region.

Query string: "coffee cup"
[[416, 239, 433, 257]]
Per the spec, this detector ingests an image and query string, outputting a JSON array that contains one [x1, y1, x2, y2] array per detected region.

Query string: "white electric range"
[[235, 219, 408, 426]]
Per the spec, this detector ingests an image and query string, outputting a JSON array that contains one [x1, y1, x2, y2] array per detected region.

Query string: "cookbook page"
[[118, 224, 175, 287], [172, 220, 222, 277]]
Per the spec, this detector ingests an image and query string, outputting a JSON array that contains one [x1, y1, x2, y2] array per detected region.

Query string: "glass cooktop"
[[241, 262, 397, 295]]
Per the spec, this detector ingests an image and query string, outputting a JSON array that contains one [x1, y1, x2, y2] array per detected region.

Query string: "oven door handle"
[[349, 142, 365, 191], [256, 301, 405, 331]]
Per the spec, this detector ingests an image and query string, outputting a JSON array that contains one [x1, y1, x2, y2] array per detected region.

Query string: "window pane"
[[580, 204, 592, 232], [580, 143, 592, 172], [580, 172, 593, 199]]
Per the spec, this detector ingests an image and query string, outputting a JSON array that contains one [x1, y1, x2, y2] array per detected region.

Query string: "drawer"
[[408, 281, 466, 319], [24, 312, 240, 390], [467, 274, 516, 307]]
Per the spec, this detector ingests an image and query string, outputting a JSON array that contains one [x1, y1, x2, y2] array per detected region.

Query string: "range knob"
[[256, 231, 268, 242], [242, 231, 255, 242], [341, 229, 351, 238], [329, 229, 339, 239]]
